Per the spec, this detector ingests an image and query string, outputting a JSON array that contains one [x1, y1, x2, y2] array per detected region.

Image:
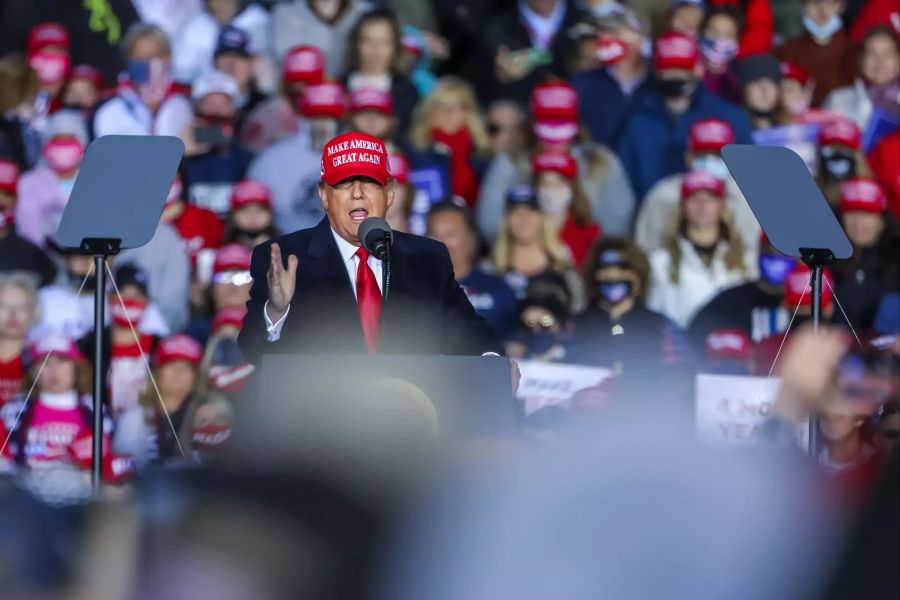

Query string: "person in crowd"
[[201, 306, 253, 400], [635, 117, 759, 255], [172, 0, 271, 85], [505, 272, 572, 362], [0, 160, 56, 287], [91, 24, 193, 138], [349, 87, 397, 144], [646, 170, 755, 328], [833, 178, 899, 332], [210, 244, 253, 317], [478, 81, 636, 239], [477, 0, 585, 104], [668, 0, 706, 36], [849, 0, 900, 43], [616, 32, 753, 200], [491, 184, 585, 311], [572, 6, 653, 148], [823, 26, 900, 131], [716, 0, 775, 56], [0, 55, 41, 170], [181, 70, 254, 218], [183, 391, 234, 463], [343, 9, 419, 134], [775, 0, 857, 107], [246, 80, 340, 234], [0, 273, 39, 406], [689, 234, 796, 346], [531, 151, 599, 267], [273, 0, 375, 78], [26, 23, 70, 112], [815, 117, 872, 209], [698, 4, 743, 103], [406, 76, 490, 208], [427, 200, 518, 342], [703, 328, 755, 374], [15, 110, 86, 250], [223, 179, 280, 250], [736, 52, 788, 131], [866, 128, 900, 218], [213, 25, 270, 140], [874, 400, 899, 458], [385, 151, 420, 233], [779, 61, 814, 119], [568, 237, 676, 374], [62, 65, 103, 112], [161, 172, 224, 265], [485, 100, 527, 157], [76, 264, 162, 418]]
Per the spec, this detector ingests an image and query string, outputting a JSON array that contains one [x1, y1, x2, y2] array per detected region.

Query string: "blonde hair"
[[410, 76, 490, 153], [0, 271, 41, 325], [0, 55, 39, 112], [492, 211, 572, 273], [662, 206, 747, 284]]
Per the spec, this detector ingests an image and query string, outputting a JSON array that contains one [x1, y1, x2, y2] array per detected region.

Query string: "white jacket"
[[823, 79, 872, 132], [92, 89, 194, 139], [646, 237, 757, 329], [635, 173, 760, 256]]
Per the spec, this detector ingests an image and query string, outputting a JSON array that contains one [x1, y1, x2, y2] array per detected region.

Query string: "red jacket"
[[171, 203, 224, 264], [560, 216, 600, 268], [867, 129, 900, 218]]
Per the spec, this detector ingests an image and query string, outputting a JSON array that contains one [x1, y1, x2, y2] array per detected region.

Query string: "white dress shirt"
[[264, 228, 383, 342]]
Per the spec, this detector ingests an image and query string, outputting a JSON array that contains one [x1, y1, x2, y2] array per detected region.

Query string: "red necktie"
[[354, 247, 382, 353]]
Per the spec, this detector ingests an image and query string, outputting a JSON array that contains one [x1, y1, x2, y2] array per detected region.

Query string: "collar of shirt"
[[519, 0, 567, 49], [330, 227, 383, 296]]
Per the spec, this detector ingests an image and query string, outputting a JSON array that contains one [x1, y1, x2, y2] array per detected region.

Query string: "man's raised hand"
[[266, 242, 298, 323]]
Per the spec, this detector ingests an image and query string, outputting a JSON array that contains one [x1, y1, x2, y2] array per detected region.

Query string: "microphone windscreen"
[[358, 217, 392, 254]]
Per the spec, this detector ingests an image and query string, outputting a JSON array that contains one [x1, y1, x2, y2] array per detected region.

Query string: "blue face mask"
[[598, 280, 632, 304], [803, 15, 842, 40], [692, 155, 731, 180], [527, 329, 559, 355], [125, 59, 151, 84], [759, 254, 796, 285]]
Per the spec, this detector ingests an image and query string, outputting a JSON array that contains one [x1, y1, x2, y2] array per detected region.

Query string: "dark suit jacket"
[[238, 218, 500, 363]]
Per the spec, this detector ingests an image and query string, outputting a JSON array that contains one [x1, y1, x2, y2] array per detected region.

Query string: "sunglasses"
[[488, 122, 515, 136]]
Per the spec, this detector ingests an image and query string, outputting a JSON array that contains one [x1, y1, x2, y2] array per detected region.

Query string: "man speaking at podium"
[[238, 131, 500, 363]]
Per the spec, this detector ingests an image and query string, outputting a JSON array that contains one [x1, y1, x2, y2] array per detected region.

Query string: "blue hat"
[[506, 184, 539, 210], [214, 25, 251, 59]]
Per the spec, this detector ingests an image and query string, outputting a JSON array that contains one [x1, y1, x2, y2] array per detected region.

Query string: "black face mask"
[[234, 225, 269, 240], [527, 329, 559, 355], [657, 77, 697, 99], [748, 106, 778, 120], [821, 154, 856, 181]]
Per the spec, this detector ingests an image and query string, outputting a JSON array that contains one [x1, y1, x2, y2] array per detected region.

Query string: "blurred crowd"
[[0, 0, 897, 569]]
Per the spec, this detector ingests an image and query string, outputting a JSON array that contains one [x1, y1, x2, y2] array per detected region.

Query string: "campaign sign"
[[516, 360, 612, 416], [751, 123, 820, 174], [695, 374, 808, 449]]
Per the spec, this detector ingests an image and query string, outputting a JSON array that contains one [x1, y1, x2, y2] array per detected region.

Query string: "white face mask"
[[692, 155, 731, 180], [537, 185, 572, 215]]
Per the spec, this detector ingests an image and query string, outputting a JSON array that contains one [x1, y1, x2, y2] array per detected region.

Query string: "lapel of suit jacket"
[[306, 217, 365, 334]]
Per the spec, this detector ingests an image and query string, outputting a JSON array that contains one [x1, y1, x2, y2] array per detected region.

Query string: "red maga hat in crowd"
[[531, 82, 579, 144], [839, 178, 888, 214], [706, 328, 752, 361], [818, 118, 861, 150], [0, 160, 19, 193], [69, 64, 103, 88], [320, 131, 391, 186], [214, 243, 252, 274], [28, 22, 69, 56], [349, 87, 393, 115], [282, 45, 325, 85], [688, 118, 735, 154], [784, 263, 833, 310], [388, 152, 410, 183], [532, 151, 578, 179], [212, 306, 248, 333], [231, 179, 272, 210], [155, 334, 204, 366], [300, 82, 347, 119], [681, 169, 725, 199], [28, 334, 84, 363], [779, 61, 810, 85], [654, 32, 699, 71]]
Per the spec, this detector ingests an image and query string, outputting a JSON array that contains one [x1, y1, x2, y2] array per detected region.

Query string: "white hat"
[[191, 70, 240, 103]]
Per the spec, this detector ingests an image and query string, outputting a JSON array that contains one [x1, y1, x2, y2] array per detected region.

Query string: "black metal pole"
[[808, 264, 824, 459], [92, 254, 106, 490]]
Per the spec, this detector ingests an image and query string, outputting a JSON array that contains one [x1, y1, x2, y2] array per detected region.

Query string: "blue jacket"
[[572, 67, 654, 147], [615, 86, 754, 201]]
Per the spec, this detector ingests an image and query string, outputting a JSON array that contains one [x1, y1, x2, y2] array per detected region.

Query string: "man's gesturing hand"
[[266, 242, 298, 323]]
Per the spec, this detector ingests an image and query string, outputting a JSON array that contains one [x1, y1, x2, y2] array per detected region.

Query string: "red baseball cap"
[[0, 160, 20, 193], [681, 169, 725, 199], [840, 178, 887, 214], [531, 82, 579, 144], [212, 306, 248, 333], [155, 334, 204, 366], [69, 64, 103, 88], [28, 22, 69, 56], [532, 151, 578, 179], [779, 61, 809, 85], [283, 45, 325, 85], [349, 87, 393, 115], [214, 243, 252, 274], [300, 82, 347, 119], [320, 130, 391, 186], [706, 328, 752, 361], [654, 32, 699, 71], [230, 179, 272, 210], [388, 152, 410, 184], [28, 334, 84, 363], [819, 118, 861, 150], [29, 50, 70, 86], [688, 118, 735, 154], [784, 263, 833, 310]]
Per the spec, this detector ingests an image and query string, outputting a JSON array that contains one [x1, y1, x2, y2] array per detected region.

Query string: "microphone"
[[358, 217, 393, 261]]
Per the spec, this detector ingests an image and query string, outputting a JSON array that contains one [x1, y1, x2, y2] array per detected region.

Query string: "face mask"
[[759, 254, 796, 285], [192, 423, 232, 450], [748, 106, 779, 120], [29, 51, 70, 86], [803, 15, 842, 41], [699, 37, 738, 71], [0, 208, 13, 229], [527, 329, 559, 355], [43, 137, 85, 174], [597, 37, 628, 66], [110, 297, 148, 329], [821, 155, 855, 181], [785, 95, 810, 116], [598, 279, 633, 304], [692, 155, 731, 180], [127, 58, 172, 106], [234, 225, 269, 240], [658, 77, 697, 99], [537, 185, 572, 215]]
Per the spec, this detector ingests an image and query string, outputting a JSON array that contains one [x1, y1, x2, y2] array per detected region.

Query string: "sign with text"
[[695, 374, 808, 449], [517, 360, 612, 416]]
